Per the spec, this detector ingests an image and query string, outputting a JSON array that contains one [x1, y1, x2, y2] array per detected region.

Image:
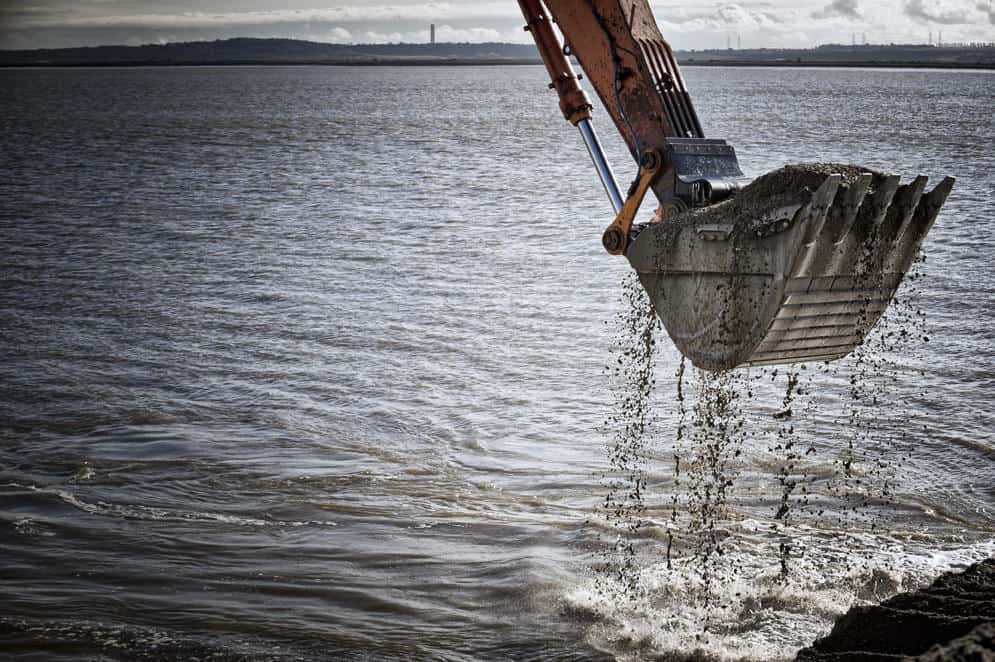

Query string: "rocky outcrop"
[[796, 559, 995, 661], [917, 622, 995, 661]]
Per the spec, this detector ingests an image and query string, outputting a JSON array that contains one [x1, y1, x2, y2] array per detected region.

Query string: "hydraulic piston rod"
[[578, 118, 624, 214], [519, 0, 623, 214]]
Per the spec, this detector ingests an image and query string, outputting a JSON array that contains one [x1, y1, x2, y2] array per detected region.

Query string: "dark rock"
[[915, 622, 995, 661], [796, 559, 995, 661]]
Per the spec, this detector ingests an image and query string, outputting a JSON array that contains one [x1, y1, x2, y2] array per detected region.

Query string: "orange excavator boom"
[[519, 0, 748, 254]]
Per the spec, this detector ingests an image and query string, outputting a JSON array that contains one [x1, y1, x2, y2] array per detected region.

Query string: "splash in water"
[[584, 250, 959, 660]]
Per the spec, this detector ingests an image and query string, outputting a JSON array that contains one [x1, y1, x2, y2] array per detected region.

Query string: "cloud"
[[2, 3, 517, 30], [977, 0, 995, 23], [903, 0, 977, 24], [1, 0, 991, 52], [0, 4, 69, 20], [355, 24, 501, 43], [329, 26, 352, 41], [812, 0, 861, 18], [435, 24, 501, 41], [360, 29, 404, 43], [0, 1, 531, 49], [655, 3, 788, 32]]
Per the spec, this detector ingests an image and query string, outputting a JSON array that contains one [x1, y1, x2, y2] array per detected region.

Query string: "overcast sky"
[[0, 0, 992, 51]]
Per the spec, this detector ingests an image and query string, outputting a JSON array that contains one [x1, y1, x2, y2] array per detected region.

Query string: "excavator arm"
[[517, 0, 954, 372], [518, 0, 746, 254]]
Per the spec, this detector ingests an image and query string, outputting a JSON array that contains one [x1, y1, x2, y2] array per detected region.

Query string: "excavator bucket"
[[517, 0, 956, 371], [626, 166, 954, 371]]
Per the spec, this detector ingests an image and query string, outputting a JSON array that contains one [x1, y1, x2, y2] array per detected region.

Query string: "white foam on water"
[[567, 526, 995, 661], [3, 482, 337, 528]]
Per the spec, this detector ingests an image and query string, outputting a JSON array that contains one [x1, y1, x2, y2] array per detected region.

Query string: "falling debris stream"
[[586, 235, 967, 657]]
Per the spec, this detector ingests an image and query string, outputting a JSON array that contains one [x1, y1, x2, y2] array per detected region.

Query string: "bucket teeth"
[[886, 176, 956, 275], [802, 174, 841, 244], [881, 175, 928, 244], [907, 176, 954, 245], [795, 174, 870, 277], [826, 173, 873, 244], [863, 175, 902, 236], [627, 164, 954, 371]]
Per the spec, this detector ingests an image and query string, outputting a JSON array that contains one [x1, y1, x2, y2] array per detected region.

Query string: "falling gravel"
[[595, 233, 938, 639]]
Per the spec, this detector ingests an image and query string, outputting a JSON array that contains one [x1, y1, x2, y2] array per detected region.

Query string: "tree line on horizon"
[[1, 37, 992, 67]]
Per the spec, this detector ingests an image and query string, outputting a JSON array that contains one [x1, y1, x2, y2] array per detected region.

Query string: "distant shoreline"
[[683, 59, 995, 70], [0, 58, 542, 68], [3, 38, 993, 70], [2, 58, 994, 70]]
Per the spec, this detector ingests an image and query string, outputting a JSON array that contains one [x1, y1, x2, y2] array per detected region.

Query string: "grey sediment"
[[795, 558, 995, 661]]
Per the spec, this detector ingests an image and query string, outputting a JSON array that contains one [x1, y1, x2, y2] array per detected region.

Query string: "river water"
[[1, 65, 993, 661]]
